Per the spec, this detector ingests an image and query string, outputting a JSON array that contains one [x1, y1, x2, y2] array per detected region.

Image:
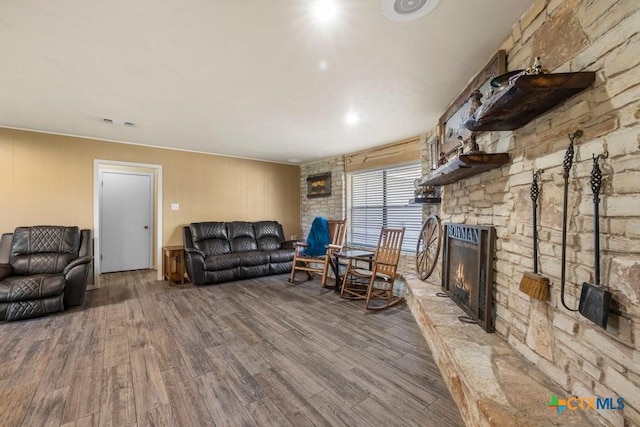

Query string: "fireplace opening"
[[442, 223, 496, 332]]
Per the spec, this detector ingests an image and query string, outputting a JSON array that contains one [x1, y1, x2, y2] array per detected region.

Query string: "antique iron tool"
[[519, 169, 549, 300], [560, 131, 580, 312], [578, 152, 612, 328]]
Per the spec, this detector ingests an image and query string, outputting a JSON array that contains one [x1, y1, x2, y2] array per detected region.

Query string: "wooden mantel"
[[420, 152, 510, 187], [464, 72, 596, 131]]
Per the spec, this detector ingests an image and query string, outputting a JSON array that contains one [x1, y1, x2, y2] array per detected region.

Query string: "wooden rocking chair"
[[340, 227, 405, 310], [288, 219, 346, 286]]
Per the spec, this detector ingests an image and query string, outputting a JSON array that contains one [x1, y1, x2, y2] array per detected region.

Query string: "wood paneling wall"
[[0, 128, 301, 245]]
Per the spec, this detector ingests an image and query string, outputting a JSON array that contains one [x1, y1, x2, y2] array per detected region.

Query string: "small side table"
[[332, 250, 374, 292], [163, 245, 186, 284]]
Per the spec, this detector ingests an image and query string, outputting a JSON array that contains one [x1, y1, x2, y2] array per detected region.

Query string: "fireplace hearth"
[[442, 223, 496, 332]]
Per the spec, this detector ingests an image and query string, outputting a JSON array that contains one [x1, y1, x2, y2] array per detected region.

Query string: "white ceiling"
[[0, 0, 536, 164]]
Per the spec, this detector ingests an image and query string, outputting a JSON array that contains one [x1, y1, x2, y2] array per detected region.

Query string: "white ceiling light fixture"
[[382, 0, 440, 22], [312, 0, 338, 23], [345, 111, 360, 126]]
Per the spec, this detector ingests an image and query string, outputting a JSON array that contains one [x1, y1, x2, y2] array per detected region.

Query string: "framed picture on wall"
[[307, 172, 331, 198]]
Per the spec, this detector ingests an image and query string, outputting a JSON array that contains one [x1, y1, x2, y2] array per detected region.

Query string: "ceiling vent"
[[382, 0, 439, 22]]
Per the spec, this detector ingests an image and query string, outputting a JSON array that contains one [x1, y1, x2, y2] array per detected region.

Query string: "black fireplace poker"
[[560, 130, 581, 312]]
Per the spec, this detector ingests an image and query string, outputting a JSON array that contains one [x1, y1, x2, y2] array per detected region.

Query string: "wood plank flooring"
[[0, 271, 464, 427]]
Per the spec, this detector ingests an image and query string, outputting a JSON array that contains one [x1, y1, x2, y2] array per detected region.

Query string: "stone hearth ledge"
[[403, 275, 593, 427]]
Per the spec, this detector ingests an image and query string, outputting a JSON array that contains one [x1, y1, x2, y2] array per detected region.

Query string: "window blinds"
[[347, 162, 422, 253]]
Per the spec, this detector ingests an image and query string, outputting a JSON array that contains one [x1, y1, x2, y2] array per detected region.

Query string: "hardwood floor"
[[0, 270, 464, 427]]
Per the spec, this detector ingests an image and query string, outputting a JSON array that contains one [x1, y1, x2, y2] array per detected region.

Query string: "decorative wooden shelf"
[[464, 72, 596, 131], [420, 152, 510, 186]]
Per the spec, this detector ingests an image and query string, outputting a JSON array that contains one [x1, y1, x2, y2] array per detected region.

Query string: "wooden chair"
[[288, 219, 346, 286], [340, 227, 405, 310]]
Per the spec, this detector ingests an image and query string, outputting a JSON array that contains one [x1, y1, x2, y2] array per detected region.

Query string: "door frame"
[[93, 159, 163, 288]]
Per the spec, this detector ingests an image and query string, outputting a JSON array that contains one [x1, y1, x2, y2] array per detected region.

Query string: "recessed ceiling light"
[[312, 0, 338, 23], [345, 111, 360, 125], [318, 60, 329, 71], [382, 0, 440, 22]]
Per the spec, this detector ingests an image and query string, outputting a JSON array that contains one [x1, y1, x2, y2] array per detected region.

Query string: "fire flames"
[[454, 262, 471, 291]]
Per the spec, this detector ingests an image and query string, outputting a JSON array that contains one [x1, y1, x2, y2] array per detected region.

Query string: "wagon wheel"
[[416, 213, 442, 281]]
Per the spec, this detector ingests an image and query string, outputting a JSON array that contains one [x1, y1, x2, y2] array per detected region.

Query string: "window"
[[347, 162, 422, 252]]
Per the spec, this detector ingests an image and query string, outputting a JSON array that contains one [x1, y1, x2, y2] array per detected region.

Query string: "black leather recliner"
[[0, 226, 93, 321], [183, 221, 295, 286]]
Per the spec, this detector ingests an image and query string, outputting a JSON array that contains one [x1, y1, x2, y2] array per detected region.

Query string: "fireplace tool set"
[[558, 130, 612, 329]]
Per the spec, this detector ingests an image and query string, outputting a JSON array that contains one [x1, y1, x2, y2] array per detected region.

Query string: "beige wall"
[[0, 128, 301, 245]]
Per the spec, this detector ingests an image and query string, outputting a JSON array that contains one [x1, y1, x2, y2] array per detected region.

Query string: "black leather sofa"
[[0, 226, 93, 321], [183, 221, 295, 286]]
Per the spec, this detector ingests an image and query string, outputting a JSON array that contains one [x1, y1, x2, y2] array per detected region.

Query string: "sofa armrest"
[[184, 248, 206, 285], [185, 247, 206, 258], [281, 240, 298, 250], [63, 256, 93, 307], [63, 256, 92, 276], [0, 263, 13, 281]]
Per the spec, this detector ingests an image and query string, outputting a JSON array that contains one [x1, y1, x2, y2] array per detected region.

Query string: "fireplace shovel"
[[519, 169, 549, 300], [578, 153, 611, 329]]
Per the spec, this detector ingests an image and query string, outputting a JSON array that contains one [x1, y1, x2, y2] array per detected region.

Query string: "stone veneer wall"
[[421, 1, 640, 426], [300, 157, 346, 239]]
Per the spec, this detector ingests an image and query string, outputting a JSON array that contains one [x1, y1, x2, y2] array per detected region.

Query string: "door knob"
[[144, 226, 149, 229]]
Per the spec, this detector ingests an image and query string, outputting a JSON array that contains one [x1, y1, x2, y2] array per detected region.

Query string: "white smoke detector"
[[382, 0, 440, 22]]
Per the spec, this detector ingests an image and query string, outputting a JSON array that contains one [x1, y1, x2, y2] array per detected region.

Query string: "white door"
[[100, 171, 153, 273]]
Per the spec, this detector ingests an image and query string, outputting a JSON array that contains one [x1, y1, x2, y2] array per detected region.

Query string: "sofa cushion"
[[254, 221, 285, 250], [190, 222, 231, 256], [0, 294, 64, 321], [204, 269, 235, 285], [228, 222, 257, 252], [204, 253, 240, 271], [10, 226, 80, 275], [240, 265, 269, 279], [270, 262, 292, 275], [239, 251, 270, 267], [0, 274, 65, 303], [269, 249, 295, 263]]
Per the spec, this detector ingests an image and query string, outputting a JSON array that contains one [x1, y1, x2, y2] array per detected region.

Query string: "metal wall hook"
[[568, 129, 583, 142], [593, 151, 609, 162]]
